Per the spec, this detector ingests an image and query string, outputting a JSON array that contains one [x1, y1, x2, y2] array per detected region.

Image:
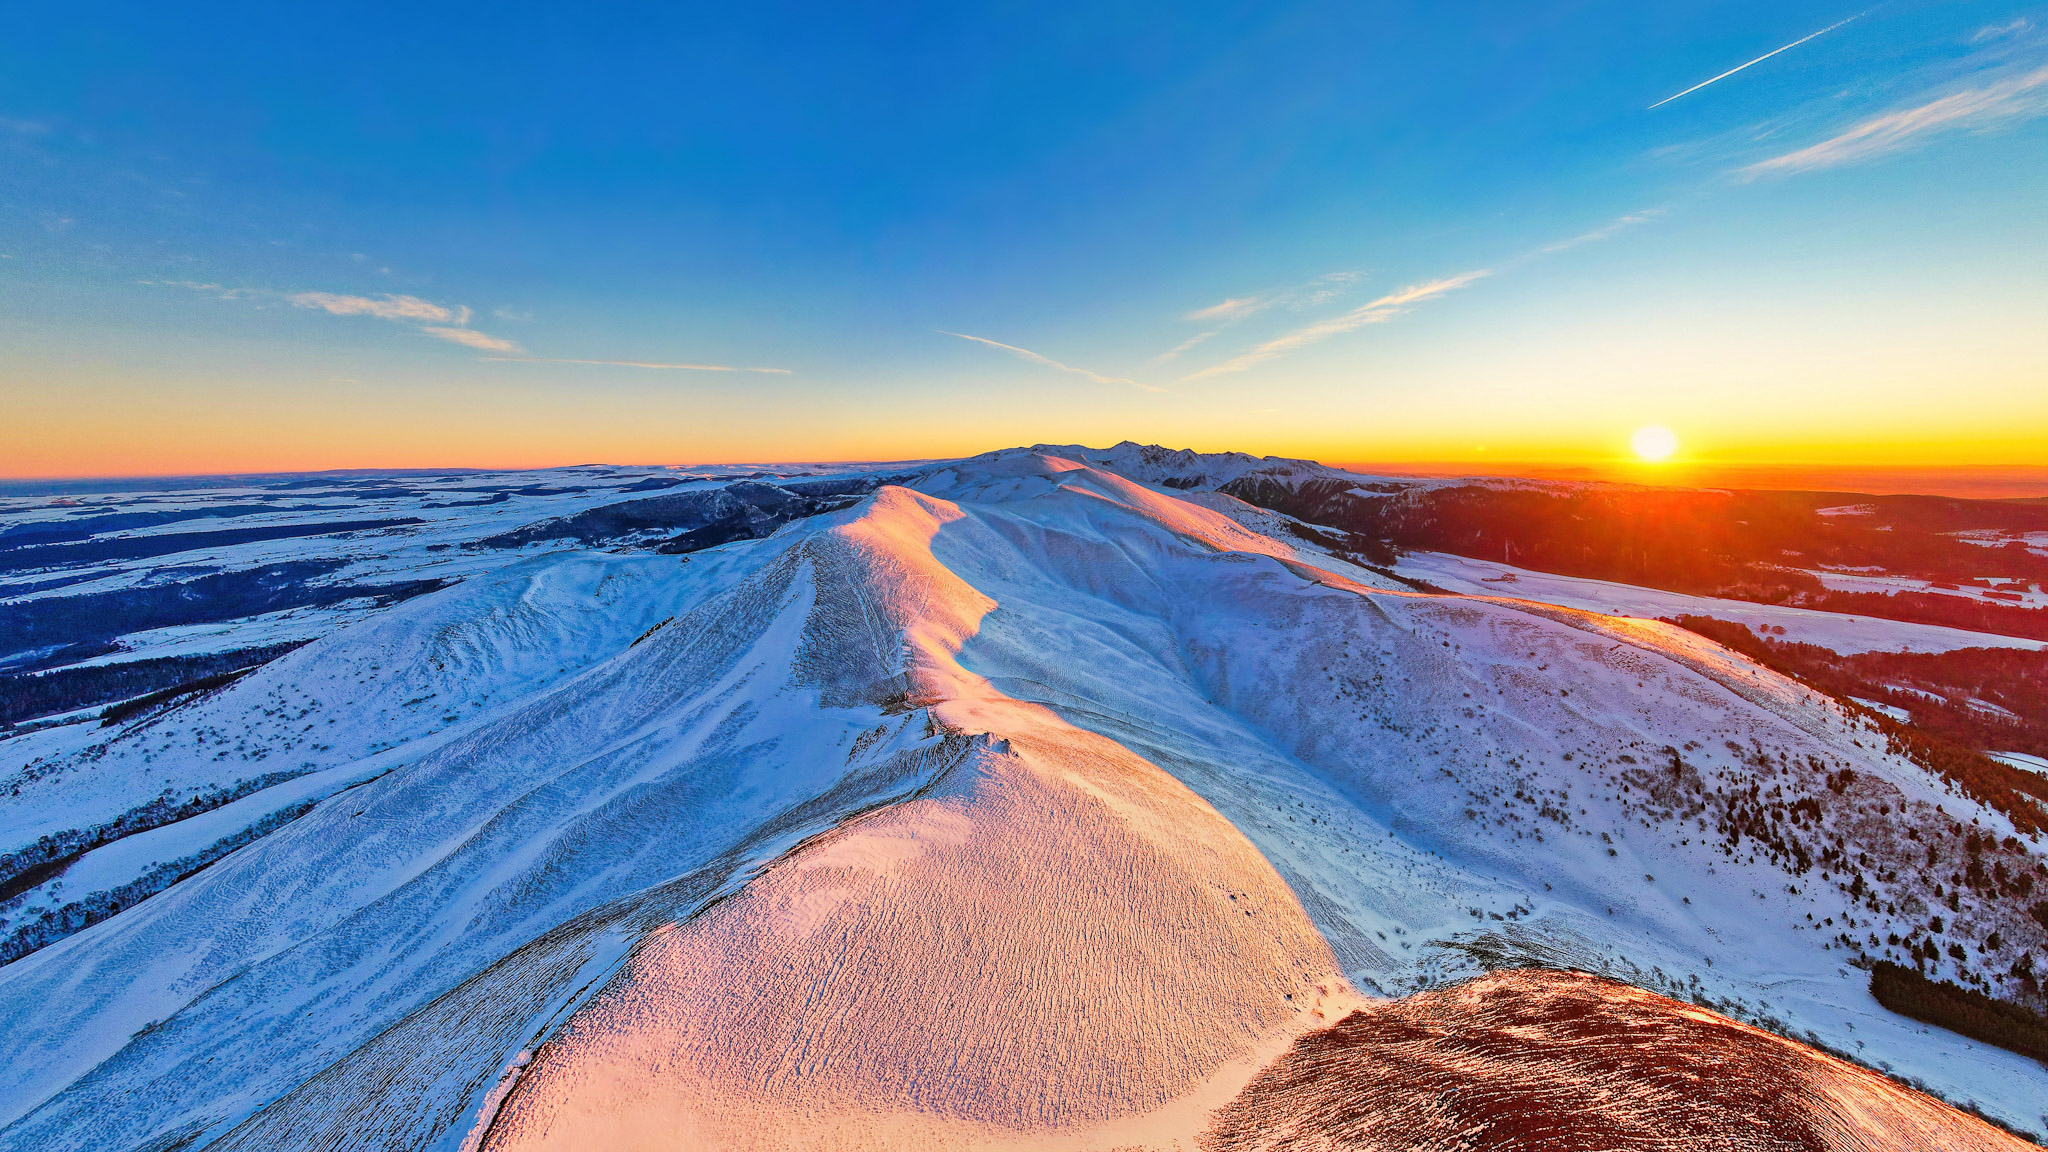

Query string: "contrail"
[[482, 356, 792, 373], [941, 330, 1162, 391], [1649, 11, 1867, 110]]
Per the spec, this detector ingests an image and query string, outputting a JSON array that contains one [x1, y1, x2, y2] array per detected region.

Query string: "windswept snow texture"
[[0, 448, 2043, 1150]]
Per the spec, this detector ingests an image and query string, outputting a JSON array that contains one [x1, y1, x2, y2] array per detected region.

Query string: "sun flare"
[[1631, 425, 1679, 463]]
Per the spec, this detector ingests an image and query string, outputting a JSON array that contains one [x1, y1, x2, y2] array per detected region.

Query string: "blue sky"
[[3, 0, 2045, 474]]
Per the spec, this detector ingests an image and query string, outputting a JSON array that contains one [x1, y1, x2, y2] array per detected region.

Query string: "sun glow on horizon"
[[1630, 425, 1680, 463]]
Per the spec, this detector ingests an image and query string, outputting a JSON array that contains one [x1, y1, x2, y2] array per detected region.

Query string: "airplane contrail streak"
[[1649, 11, 1867, 110], [940, 330, 1163, 391]]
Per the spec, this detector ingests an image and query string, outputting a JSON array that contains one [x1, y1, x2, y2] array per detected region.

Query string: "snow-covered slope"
[[0, 450, 2039, 1149], [0, 519, 967, 1149], [0, 462, 908, 683], [0, 546, 762, 964], [912, 456, 2048, 1117], [473, 483, 1359, 1150]]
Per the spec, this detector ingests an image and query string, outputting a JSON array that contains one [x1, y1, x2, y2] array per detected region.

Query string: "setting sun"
[[1631, 425, 1679, 463]]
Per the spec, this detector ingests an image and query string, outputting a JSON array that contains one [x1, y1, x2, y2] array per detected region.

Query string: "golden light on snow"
[[1630, 425, 1679, 463]]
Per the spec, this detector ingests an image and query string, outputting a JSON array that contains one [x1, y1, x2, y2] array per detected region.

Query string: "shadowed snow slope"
[[0, 549, 754, 964], [0, 451, 2042, 1149], [0, 513, 978, 1150]]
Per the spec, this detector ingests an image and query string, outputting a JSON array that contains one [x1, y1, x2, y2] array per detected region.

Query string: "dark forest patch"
[[0, 563, 446, 674], [0, 518, 424, 573], [1870, 961, 2048, 1067], [0, 642, 309, 726], [0, 504, 347, 549]]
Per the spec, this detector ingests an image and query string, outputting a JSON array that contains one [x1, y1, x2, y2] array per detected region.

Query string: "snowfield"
[[1397, 550, 2047, 654], [0, 449, 2042, 1149]]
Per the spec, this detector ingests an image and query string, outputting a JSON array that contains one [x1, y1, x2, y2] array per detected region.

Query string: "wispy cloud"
[[1181, 271, 1363, 326], [149, 280, 786, 369], [288, 291, 465, 324], [1972, 17, 2034, 43], [1649, 10, 1868, 110], [422, 326, 522, 352], [1185, 297, 1268, 323], [139, 279, 260, 300], [1531, 208, 1664, 256], [484, 356, 790, 373], [1157, 271, 1363, 364], [286, 291, 530, 352], [1153, 305, 1259, 365], [1744, 63, 2048, 175], [1292, 270, 1366, 307], [1152, 329, 1221, 363], [1180, 271, 1490, 381], [943, 331, 1160, 391], [149, 281, 531, 353]]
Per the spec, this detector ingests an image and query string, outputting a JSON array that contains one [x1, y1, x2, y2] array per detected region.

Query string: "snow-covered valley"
[[0, 448, 2043, 1149]]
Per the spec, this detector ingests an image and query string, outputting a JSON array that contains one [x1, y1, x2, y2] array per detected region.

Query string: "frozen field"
[[1398, 550, 2047, 654]]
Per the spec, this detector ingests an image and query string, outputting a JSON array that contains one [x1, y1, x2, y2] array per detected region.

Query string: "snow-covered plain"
[[0, 449, 2042, 1149], [1993, 751, 2048, 776], [1959, 529, 2048, 559], [1813, 569, 2048, 610], [1397, 549, 2047, 654]]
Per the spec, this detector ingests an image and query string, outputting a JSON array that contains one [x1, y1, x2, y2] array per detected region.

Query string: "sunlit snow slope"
[[0, 449, 2041, 1150]]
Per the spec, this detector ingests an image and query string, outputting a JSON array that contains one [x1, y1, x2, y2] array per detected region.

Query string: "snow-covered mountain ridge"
[[0, 448, 2042, 1148]]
